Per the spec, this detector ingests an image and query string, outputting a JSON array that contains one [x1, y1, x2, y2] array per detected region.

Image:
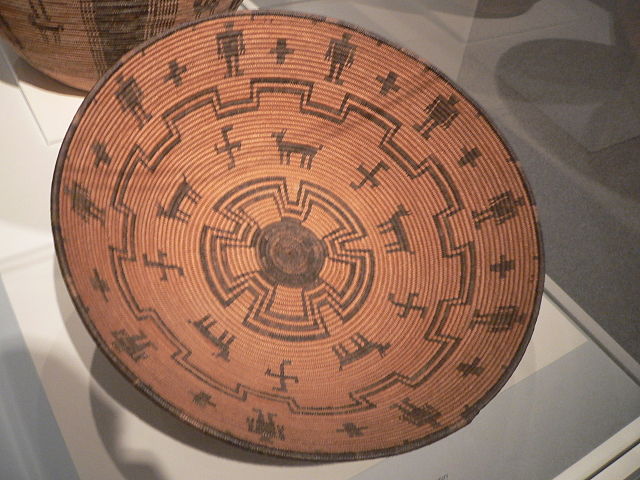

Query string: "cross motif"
[[458, 146, 482, 168], [270, 38, 294, 64], [337, 422, 368, 437], [350, 161, 389, 189], [457, 357, 484, 377], [376, 71, 400, 96], [192, 391, 216, 408], [164, 60, 187, 87], [490, 255, 515, 279]]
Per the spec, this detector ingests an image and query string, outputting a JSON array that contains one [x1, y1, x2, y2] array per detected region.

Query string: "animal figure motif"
[[271, 130, 323, 169]]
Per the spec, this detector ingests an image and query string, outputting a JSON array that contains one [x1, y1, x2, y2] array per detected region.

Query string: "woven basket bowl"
[[52, 11, 544, 460], [0, 0, 242, 90]]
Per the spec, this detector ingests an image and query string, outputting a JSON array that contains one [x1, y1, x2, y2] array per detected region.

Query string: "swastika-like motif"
[[142, 250, 184, 281], [388, 292, 428, 318], [215, 125, 241, 169], [350, 161, 390, 190], [265, 360, 299, 393]]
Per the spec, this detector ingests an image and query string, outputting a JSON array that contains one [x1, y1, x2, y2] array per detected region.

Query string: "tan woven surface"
[[0, 0, 242, 90], [51, 12, 543, 460]]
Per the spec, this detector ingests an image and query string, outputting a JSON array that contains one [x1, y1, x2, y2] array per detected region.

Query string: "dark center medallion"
[[257, 218, 326, 288]]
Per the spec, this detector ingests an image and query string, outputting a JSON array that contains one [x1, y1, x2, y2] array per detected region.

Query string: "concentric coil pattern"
[[0, 0, 242, 90], [52, 12, 543, 459]]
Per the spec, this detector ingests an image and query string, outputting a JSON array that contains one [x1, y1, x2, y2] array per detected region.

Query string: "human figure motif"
[[324, 32, 356, 85], [216, 22, 245, 77], [115, 75, 152, 128], [414, 94, 460, 140], [472, 191, 525, 229]]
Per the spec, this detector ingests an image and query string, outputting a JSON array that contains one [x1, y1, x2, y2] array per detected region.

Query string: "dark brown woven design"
[[51, 12, 544, 460], [0, 0, 242, 90]]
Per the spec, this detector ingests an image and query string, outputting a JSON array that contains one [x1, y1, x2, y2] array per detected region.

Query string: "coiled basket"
[[0, 0, 242, 90]]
